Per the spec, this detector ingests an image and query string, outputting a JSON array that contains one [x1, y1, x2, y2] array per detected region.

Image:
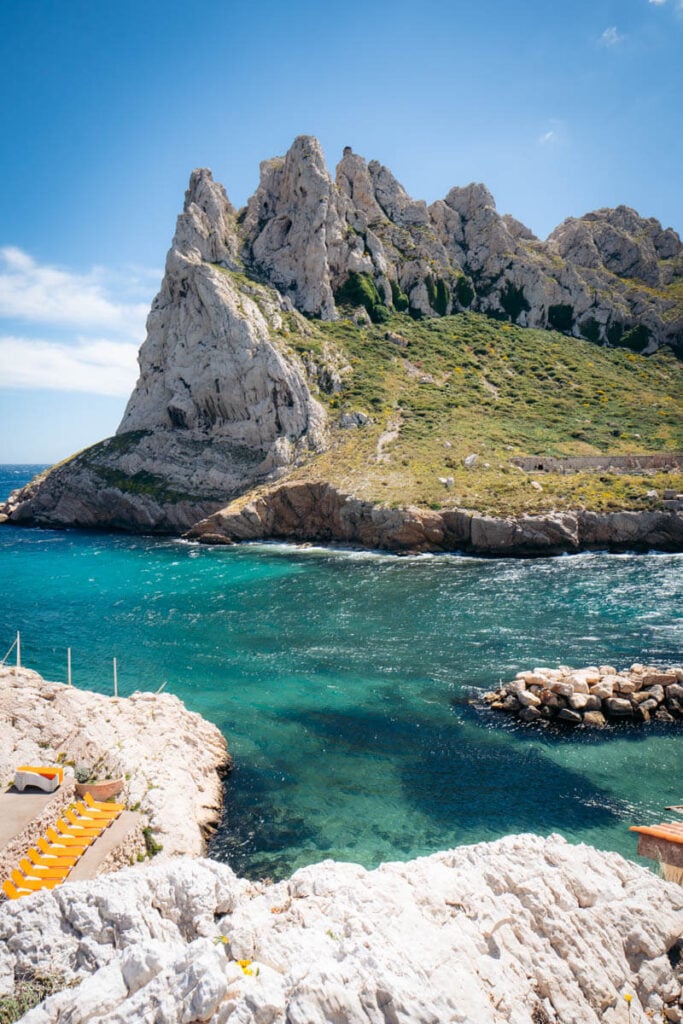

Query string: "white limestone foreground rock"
[[0, 834, 681, 1023]]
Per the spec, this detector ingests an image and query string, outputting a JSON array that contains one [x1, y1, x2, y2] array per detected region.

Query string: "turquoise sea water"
[[1, 465, 681, 879]]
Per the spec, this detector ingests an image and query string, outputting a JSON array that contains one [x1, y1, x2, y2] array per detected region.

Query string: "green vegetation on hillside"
[[280, 310, 682, 515]]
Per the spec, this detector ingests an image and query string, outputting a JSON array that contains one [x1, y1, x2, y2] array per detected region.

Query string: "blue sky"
[[1, 0, 681, 462]]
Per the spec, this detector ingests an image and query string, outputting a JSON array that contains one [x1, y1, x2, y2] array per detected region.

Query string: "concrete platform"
[[67, 812, 142, 881], [1, 787, 142, 888], [0, 788, 59, 851]]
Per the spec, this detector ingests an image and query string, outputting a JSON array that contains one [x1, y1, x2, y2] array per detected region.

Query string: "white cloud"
[[0, 247, 150, 337], [646, 1, 683, 14], [0, 247, 159, 398], [599, 25, 624, 45], [537, 119, 567, 148], [0, 335, 139, 397]]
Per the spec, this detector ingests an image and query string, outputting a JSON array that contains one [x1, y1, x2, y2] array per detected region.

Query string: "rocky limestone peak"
[[334, 146, 450, 316], [2, 163, 331, 533], [437, 182, 519, 280], [217, 138, 681, 347], [367, 160, 430, 228], [444, 182, 498, 219], [3, 138, 681, 537], [547, 206, 682, 288], [242, 135, 344, 319], [174, 167, 240, 268], [335, 146, 387, 227], [501, 213, 538, 242], [119, 165, 327, 452]]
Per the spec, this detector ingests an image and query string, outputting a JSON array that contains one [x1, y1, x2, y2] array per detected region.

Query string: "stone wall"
[[511, 453, 683, 474]]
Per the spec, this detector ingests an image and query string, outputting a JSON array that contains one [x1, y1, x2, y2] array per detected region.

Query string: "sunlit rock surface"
[[1, 835, 681, 1023]]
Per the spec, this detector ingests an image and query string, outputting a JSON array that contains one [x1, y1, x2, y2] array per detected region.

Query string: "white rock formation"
[[548, 206, 682, 289], [0, 666, 229, 858], [0, 834, 681, 1023], [241, 136, 682, 348], [0, 166, 328, 533], [242, 137, 347, 319]]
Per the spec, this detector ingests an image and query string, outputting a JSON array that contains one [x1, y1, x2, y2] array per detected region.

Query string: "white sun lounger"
[[13, 765, 64, 793]]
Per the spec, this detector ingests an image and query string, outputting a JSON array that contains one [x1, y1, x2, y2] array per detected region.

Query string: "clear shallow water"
[[1, 465, 681, 879]]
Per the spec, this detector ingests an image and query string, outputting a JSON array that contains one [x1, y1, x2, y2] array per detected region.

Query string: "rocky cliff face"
[[1, 835, 681, 1023], [186, 480, 683, 556], [0, 167, 328, 532], [239, 137, 682, 353]]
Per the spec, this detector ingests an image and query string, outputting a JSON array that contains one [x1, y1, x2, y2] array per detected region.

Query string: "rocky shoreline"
[[0, 666, 231, 861], [482, 663, 683, 727], [4, 473, 683, 556], [186, 480, 683, 556], [1, 668, 682, 1022]]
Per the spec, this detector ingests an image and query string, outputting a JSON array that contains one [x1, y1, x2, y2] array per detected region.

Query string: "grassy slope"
[[276, 310, 682, 516]]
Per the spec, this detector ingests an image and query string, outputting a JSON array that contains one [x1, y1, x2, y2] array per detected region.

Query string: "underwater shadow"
[[281, 704, 629, 839], [208, 760, 324, 880]]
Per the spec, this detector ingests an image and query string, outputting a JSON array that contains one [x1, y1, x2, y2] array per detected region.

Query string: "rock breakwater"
[[483, 663, 683, 727]]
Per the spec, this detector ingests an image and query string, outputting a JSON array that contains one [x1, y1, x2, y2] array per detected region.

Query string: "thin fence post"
[[113, 657, 118, 698], [67, 648, 72, 687], [16, 632, 21, 670], [2, 633, 18, 667]]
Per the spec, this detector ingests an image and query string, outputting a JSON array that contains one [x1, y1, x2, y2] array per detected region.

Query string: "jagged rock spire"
[[173, 168, 240, 267], [242, 136, 342, 319]]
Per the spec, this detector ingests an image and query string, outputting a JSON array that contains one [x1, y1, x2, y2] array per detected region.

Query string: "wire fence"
[[1, 633, 167, 695]]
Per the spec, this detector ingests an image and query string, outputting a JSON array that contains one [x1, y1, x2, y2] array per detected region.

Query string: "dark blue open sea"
[[1, 464, 681, 878]]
